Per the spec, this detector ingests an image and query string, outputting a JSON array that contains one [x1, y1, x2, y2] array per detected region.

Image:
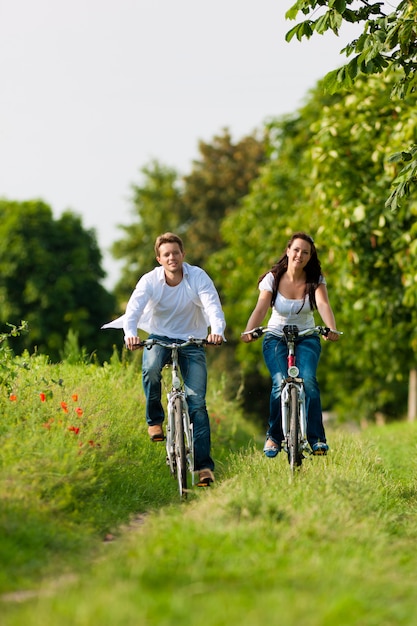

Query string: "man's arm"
[[123, 276, 152, 341], [195, 271, 226, 340]]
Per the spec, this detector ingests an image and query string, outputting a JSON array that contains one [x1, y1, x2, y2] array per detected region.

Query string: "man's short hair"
[[154, 233, 184, 256]]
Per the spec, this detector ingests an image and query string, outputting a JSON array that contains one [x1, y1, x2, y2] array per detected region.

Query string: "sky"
[[0, 0, 362, 288]]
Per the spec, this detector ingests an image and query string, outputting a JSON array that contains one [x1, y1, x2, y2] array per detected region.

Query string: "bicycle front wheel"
[[288, 385, 303, 470], [174, 396, 187, 497]]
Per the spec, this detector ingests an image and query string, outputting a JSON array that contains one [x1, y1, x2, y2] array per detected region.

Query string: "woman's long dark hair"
[[258, 232, 323, 311]]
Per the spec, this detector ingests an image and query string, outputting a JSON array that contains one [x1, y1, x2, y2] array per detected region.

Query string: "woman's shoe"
[[263, 440, 280, 458], [312, 442, 329, 455]]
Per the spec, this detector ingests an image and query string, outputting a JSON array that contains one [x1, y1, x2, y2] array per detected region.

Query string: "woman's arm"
[[241, 290, 271, 343], [315, 283, 339, 341]]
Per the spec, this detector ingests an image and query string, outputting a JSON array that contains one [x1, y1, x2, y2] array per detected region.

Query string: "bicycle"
[[241, 325, 342, 471], [138, 336, 211, 498]]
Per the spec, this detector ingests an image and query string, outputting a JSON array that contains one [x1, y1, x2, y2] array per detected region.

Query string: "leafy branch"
[[385, 145, 417, 210], [285, 0, 417, 209], [0, 321, 29, 392]]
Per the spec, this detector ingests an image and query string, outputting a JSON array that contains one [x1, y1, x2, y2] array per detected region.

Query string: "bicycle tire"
[[288, 384, 303, 470], [174, 396, 187, 496]]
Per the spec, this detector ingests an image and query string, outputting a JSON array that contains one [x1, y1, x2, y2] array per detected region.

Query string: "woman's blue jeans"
[[262, 332, 326, 448], [142, 335, 214, 472]]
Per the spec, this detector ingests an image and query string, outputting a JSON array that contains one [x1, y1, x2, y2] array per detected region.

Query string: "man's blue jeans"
[[142, 335, 214, 472], [262, 332, 326, 448]]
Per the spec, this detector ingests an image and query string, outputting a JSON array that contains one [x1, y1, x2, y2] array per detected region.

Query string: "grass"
[[1, 352, 417, 625]]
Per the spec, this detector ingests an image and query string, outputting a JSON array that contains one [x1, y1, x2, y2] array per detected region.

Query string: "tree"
[[182, 129, 267, 268], [285, 0, 417, 208], [0, 199, 116, 361], [112, 131, 267, 301], [211, 71, 417, 423], [111, 161, 189, 303]]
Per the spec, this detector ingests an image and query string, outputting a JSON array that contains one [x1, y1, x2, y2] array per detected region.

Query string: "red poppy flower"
[[72, 394, 78, 402], [75, 407, 83, 417], [9, 394, 17, 402], [39, 393, 46, 402], [68, 426, 80, 434]]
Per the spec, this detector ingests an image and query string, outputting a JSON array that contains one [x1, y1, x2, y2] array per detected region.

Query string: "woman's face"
[[287, 238, 312, 269]]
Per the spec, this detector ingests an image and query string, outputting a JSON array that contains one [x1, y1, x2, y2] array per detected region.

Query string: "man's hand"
[[206, 333, 223, 345], [125, 336, 143, 350]]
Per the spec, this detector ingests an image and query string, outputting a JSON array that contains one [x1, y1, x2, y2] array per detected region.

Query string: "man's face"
[[156, 242, 185, 274]]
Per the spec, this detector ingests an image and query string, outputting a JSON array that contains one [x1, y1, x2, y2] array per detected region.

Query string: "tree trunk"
[[408, 369, 417, 422]]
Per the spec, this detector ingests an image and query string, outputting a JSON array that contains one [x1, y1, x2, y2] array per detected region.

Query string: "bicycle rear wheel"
[[174, 396, 187, 497], [288, 385, 303, 470]]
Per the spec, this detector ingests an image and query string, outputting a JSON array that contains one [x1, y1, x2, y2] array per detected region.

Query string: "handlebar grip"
[[320, 327, 343, 337]]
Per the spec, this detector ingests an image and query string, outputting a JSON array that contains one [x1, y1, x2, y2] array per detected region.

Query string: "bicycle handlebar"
[[137, 337, 216, 350], [241, 325, 343, 340]]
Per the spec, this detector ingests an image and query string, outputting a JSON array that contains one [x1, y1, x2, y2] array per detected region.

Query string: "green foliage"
[[111, 130, 267, 302], [0, 200, 116, 362], [183, 129, 267, 268], [0, 351, 255, 597], [111, 161, 189, 302], [285, 0, 417, 208], [2, 415, 417, 625], [212, 71, 417, 422], [286, 0, 416, 95], [0, 321, 29, 393], [386, 144, 417, 210], [59, 329, 89, 364]]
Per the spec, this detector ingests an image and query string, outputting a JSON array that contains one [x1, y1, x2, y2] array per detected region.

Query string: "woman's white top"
[[259, 272, 325, 332]]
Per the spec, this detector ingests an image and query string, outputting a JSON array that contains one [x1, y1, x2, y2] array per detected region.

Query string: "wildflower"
[[60, 401, 69, 413], [9, 394, 17, 402], [75, 407, 83, 417], [42, 423, 51, 430], [68, 425, 80, 434], [39, 393, 46, 402], [72, 394, 78, 402]]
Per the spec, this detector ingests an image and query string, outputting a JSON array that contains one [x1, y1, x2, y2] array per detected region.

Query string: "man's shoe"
[[148, 424, 165, 442], [312, 442, 329, 455], [263, 439, 280, 458], [197, 469, 215, 487]]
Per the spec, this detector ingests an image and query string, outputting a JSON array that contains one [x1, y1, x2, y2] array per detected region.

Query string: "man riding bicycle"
[[103, 232, 225, 487]]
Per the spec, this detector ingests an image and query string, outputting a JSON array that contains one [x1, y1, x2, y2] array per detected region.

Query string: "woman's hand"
[[241, 332, 254, 343]]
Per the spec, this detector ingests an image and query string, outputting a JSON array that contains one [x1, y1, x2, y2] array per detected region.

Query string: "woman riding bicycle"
[[241, 232, 339, 458]]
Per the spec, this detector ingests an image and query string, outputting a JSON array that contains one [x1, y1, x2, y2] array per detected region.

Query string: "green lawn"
[[1, 355, 417, 625]]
